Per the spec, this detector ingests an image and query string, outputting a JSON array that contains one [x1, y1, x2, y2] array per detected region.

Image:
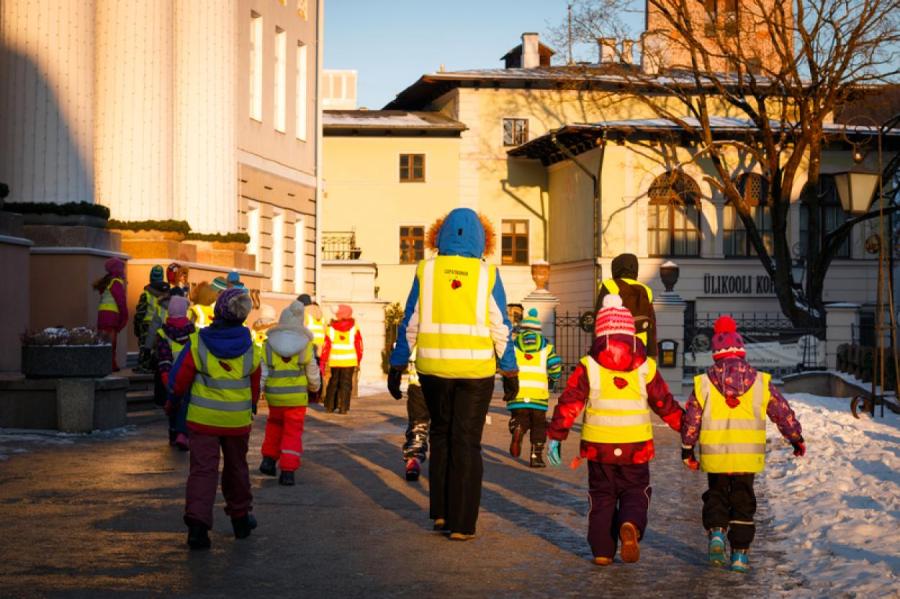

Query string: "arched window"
[[724, 173, 773, 257], [799, 175, 850, 259], [647, 170, 702, 257]]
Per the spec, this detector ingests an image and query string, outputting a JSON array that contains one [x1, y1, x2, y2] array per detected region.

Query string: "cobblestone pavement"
[[0, 390, 802, 598]]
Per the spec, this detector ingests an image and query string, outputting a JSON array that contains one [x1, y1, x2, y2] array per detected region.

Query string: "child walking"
[[157, 295, 195, 450], [681, 315, 804, 573], [94, 258, 128, 372], [395, 346, 430, 481], [258, 301, 321, 486], [507, 309, 561, 467], [547, 295, 683, 566], [321, 304, 362, 414], [169, 289, 262, 550], [134, 265, 170, 373]]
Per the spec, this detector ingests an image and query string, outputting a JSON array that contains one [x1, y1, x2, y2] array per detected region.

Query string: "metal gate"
[[554, 311, 596, 379], [684, 312, 826, 378]]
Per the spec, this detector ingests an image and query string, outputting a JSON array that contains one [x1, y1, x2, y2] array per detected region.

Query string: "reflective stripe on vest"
[[99, 277, 124, 313], [141, 291, 159, 323], [157, 328, 186, 361], [264, 342, 311, 407], [306, 313, 325, 348], [695, 372, 770, 473], [581, 356, 655, 444], [515, 345, 550, 400], [190, 304, 214, 328], [186, 333, 260, 429], [327, 325, 359, 367], [414, 256, 496, 379]]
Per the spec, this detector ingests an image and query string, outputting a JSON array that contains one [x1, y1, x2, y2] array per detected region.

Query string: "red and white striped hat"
[[594, 294, 636, 337]]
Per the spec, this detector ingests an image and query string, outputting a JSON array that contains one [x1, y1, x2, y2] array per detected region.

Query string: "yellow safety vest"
[[581, 356, 656, 444], [264, 342, 312, 407], [157, 328, 187, 361], [414, 255, 497, 379], [327, 324, 359, 367], [601, 278, 652, 345], [186, 332, 261, 429], [141, 291, 159, 323], [253, 329, 268, 348], [189, 304, 215, 328], [515, 345, 550, 401], [99, 277, 124, 313], [305, 312, 326, 349], [695, 373, 771, 474]]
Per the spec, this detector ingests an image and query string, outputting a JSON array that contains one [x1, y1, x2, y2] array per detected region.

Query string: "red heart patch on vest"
[[613, 377, 628, 389], [451, 279, 462, 290], [725, 394, 741, 408], [524, 353, 533, 360], [218, 360, 233, 372], [339, 335, 346, 341]]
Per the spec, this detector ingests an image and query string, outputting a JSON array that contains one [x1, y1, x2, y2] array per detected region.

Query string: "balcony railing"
[[322, 231, 362, 260]]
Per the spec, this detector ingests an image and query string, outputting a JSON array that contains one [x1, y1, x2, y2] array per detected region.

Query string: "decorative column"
[[0, 0, 95, 204], [654, 261, 687, 395], [825, 303, 860, 370], [522, 260, 560, 345], [173, 0, 238, 233], [95, 0, 174, 221]]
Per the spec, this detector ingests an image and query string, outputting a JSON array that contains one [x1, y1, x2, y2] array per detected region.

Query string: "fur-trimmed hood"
[[425, 208, 495, 258]]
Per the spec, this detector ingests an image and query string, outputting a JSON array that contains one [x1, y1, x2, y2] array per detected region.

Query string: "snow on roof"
[[323, 110, 466, 131]]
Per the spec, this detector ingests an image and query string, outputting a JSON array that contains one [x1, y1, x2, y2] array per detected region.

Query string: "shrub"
[[381, 302, 404, 374], [2, 201, 110, 219], [108, 219, 191, 235], [185, 231, 251, 244]]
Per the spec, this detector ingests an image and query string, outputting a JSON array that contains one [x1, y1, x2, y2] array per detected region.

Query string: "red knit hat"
[[712, 315, 746, 360], [594, 294, 636, 337]]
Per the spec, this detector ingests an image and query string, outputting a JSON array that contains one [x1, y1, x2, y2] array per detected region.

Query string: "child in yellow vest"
[[157, 296, 195, 450], [546, 295, 684, 565], [321, 304, 362, 414], [258, 301, 321, 486], [681, 315, 804, 573], [507, 309, 562, 467]]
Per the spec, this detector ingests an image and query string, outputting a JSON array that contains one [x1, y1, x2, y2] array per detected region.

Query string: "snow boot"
[[168, 429, 177, 446], [405, 458, 421, 481], [259, 456, 277, 476], [530, 443, 547, 468], [618, 522, 641, 563], [730, 550, 750, 573], [593, 556, 613, 566], [278, 471, 295, 486], [175, 433, 189, 451], [509, 425, 526, 458], [232, 513, 258, 539], [186, 524, 211, 550], [708, 528, 728, 566]]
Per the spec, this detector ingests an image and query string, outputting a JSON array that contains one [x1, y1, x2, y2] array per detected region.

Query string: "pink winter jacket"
[[97, 258, 128, 331]]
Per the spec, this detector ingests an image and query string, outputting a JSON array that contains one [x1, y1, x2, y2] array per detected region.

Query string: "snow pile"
[[0, 427, 135, 461], [764, 393, 899, 597]]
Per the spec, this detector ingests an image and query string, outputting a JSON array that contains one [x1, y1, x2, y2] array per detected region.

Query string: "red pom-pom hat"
[[711, 315, 745, 360]]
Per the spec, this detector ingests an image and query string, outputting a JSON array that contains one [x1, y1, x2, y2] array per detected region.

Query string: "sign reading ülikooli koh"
[[703, 273, 776, 295]]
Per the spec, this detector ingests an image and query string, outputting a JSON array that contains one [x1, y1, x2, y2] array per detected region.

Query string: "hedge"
[[107, 219, 191, 235], [2, 201, 110, 219], [185, 231, 251, 244]]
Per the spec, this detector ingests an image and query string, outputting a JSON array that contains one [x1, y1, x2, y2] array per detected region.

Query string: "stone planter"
[[113, 228, 186, 242], [21, 345, 113, 379]]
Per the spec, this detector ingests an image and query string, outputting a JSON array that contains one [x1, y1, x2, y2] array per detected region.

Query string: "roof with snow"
[[323, 110, 467, 136], [508, 117, 900, 165]]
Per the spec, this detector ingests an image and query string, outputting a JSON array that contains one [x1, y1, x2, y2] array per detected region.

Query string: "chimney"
[[521, 32, 540, 69], [621, 40, 635, 65], [598, 37, 617, 63], [640, 32, 663, 74]]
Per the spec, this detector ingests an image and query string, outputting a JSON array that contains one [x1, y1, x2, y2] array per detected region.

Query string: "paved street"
[[0, 390, 801, 598]]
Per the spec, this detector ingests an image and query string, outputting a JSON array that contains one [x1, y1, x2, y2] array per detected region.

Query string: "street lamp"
[[832, 166, 879, 215]]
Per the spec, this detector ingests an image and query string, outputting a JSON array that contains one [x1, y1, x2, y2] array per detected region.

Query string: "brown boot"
[[619, 522, 641, 563], [529, 442, 546, 468], [509, 425, 525, 458]]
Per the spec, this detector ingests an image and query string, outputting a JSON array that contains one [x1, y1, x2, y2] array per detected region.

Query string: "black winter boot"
[[259, 456, 277, 476], [187, 524, 211, 550], [530, 443, 547, 468], [278, 471, 295, 486], [232, 513, 258, 539]]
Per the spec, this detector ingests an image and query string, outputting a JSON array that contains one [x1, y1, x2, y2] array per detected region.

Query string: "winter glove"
[[387, 366, 405, 400], [791, 437, 806, 457], [681, 445, 700, 471], [501, 374, 519, 403], [308, 390, 320, 404], [547, 439, 562, 467]]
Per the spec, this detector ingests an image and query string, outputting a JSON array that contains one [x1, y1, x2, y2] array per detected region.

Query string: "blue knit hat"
[[150, 265, 164, 283], [227, 270, 241, 284], [520, 308, 542, 331]]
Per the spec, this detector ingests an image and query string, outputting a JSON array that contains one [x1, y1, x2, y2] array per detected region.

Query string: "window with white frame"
[[249, 13, 263, 121], [294, 216, 305, 294], [502, 118, 529, 146], [296, 42, 308, 140], [246, 203, 261, 258], [272, 210, 285, 292], [274, 27, 287, 132]]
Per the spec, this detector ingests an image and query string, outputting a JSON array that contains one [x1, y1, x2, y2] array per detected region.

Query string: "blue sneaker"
[[708, 529, 727, 566], [730, 550, 750, 573]]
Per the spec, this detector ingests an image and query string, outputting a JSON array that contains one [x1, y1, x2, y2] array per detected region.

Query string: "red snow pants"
[[261, 406, 307, 472]]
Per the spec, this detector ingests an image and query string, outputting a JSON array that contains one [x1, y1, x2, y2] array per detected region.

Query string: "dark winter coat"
[[595, 253, 657, 357]]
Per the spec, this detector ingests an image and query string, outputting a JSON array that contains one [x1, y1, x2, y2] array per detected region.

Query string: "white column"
[[0, 0, 95, 204], [654, 292, 687, 396], [825, 303, 860, 370], [95, 0, 173, 220], [173, 0, 238, 233]]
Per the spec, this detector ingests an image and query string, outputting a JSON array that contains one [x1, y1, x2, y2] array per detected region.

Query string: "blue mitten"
[[547, 439, 562, 467]]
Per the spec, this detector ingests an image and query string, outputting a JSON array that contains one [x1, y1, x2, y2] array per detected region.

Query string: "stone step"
[[126, 390, 157, 412]]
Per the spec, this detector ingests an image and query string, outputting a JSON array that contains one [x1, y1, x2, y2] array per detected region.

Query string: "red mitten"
[[791, 438, 806, 457], [682, 445, 700, 470], [662, 409, 684, 432]]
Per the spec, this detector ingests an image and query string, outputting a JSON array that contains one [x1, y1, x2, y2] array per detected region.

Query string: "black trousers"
[[324, 367, 355, 413], [508, 408, 547, 444], [702, 473, 757, 550], [403, 384, 430, 461], [419, 374, 494, 535]]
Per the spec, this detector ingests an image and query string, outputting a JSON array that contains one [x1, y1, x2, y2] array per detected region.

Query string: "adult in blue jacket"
[[388, 208, 519, 540]]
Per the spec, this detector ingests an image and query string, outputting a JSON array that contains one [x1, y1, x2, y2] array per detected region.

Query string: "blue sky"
[[324, 1, 645, 109]]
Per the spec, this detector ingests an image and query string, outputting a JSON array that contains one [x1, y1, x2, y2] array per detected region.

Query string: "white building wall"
[[173, 0, 238, 233], [95, 0, 173, 220], [0, 0, 95, 204]]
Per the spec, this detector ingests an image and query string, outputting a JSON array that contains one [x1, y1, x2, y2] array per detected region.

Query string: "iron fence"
[[554, 311, 596, 378]]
